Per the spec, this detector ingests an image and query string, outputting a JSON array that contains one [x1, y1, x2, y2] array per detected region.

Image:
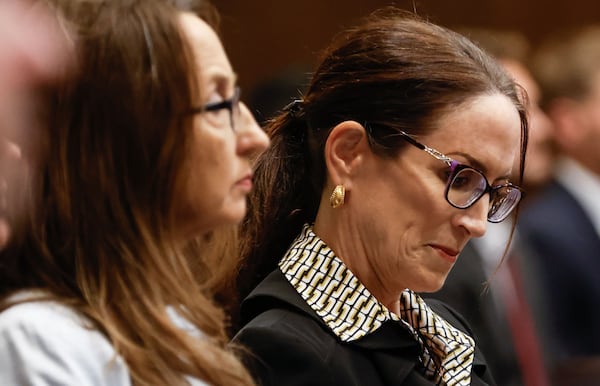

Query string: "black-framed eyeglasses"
[[187, 86, 241, 131], [397, 130, 524, 223]]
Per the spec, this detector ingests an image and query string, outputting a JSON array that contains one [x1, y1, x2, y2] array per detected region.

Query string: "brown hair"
[[0, 0, 253, 385], [235, 9, 528, 316]]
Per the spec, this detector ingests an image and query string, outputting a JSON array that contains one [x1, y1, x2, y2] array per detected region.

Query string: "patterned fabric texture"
[[400, 289, 475, 385], [279, 224, 475, 386]]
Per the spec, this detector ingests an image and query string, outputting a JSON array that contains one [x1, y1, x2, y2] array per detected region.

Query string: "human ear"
[[324, 120, 370, 188]]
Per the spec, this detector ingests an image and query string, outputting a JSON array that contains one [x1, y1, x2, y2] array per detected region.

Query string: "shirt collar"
[[278, 224, 404, 342]]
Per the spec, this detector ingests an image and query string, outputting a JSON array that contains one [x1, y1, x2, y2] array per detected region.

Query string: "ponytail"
[[235, 104, 318, 321]]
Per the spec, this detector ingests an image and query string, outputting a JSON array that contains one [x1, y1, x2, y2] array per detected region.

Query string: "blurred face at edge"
[[175, 13, 269, 239]]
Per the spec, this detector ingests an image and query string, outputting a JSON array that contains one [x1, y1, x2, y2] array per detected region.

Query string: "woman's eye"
[[440, 169, 452, 183], [452, 176, 470, 188], [207, 91, 224, 105]]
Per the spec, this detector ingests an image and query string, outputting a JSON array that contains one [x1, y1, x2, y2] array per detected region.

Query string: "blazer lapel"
[[352, 322, 424, 384]]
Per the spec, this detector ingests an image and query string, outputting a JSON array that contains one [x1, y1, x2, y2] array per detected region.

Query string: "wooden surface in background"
[[213, 0, 600, 94]]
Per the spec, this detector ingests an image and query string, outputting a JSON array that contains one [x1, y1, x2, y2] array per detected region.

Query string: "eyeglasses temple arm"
[[398, 130, 453, 166], [423, 146, 453, 165]]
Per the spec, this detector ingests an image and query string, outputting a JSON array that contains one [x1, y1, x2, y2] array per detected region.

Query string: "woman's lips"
[[236, 175, 253, 192], [431, 244, 459, 263]]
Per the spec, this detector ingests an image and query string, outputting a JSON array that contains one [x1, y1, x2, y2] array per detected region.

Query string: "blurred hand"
[[0, 140, 21, 247], [0, 0, 69, 249]]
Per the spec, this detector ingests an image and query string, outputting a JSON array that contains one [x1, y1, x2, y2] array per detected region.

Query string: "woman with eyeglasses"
[[0, 0, 268, 385], [232, 8, 527, 386]]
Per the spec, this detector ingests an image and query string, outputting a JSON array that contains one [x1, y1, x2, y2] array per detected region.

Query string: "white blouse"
[[0, 296, 209, 385]]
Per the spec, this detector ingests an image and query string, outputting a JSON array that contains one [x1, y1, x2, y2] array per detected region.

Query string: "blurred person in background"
[[519, 24, 600, 385], [428, 28, 556, 386]]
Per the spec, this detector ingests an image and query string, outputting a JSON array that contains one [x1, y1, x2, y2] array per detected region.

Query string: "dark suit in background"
[[518, 179, 600, 362]]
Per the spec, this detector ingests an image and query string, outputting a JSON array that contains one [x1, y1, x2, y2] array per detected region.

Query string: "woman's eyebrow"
[[209, 72, 238, 91], [449, 151, 514, 183], [447, 151, 487, 174]]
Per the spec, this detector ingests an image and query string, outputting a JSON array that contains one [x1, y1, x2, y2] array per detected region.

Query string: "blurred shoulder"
[[0, 295, 130, 385], [0, 297, 102, 343]]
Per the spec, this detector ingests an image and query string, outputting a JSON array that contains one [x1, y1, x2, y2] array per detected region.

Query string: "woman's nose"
[[236, 102, 270, 159], [453, 196, 488, 238]]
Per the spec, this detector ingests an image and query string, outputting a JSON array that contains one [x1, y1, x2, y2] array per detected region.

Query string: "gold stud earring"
[[330, 185, 345, 208]]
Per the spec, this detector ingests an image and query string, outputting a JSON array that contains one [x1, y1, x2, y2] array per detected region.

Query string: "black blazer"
[[234, 269, 496, 386]]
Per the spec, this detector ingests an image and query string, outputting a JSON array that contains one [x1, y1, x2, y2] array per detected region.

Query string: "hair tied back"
[[283, 99, 305, 119]]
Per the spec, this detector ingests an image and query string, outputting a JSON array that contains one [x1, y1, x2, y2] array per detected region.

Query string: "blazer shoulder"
[[235, 302, 343, 386], [236, 268, 341, 362]]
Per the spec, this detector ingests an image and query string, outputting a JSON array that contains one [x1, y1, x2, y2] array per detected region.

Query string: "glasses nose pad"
[[488, 187, 499, 204]]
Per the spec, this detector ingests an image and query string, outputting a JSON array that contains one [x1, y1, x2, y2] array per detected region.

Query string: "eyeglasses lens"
[[447, 168, 487, 208], [447, 168, 520, 222], [487, 187, 520, 222]]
